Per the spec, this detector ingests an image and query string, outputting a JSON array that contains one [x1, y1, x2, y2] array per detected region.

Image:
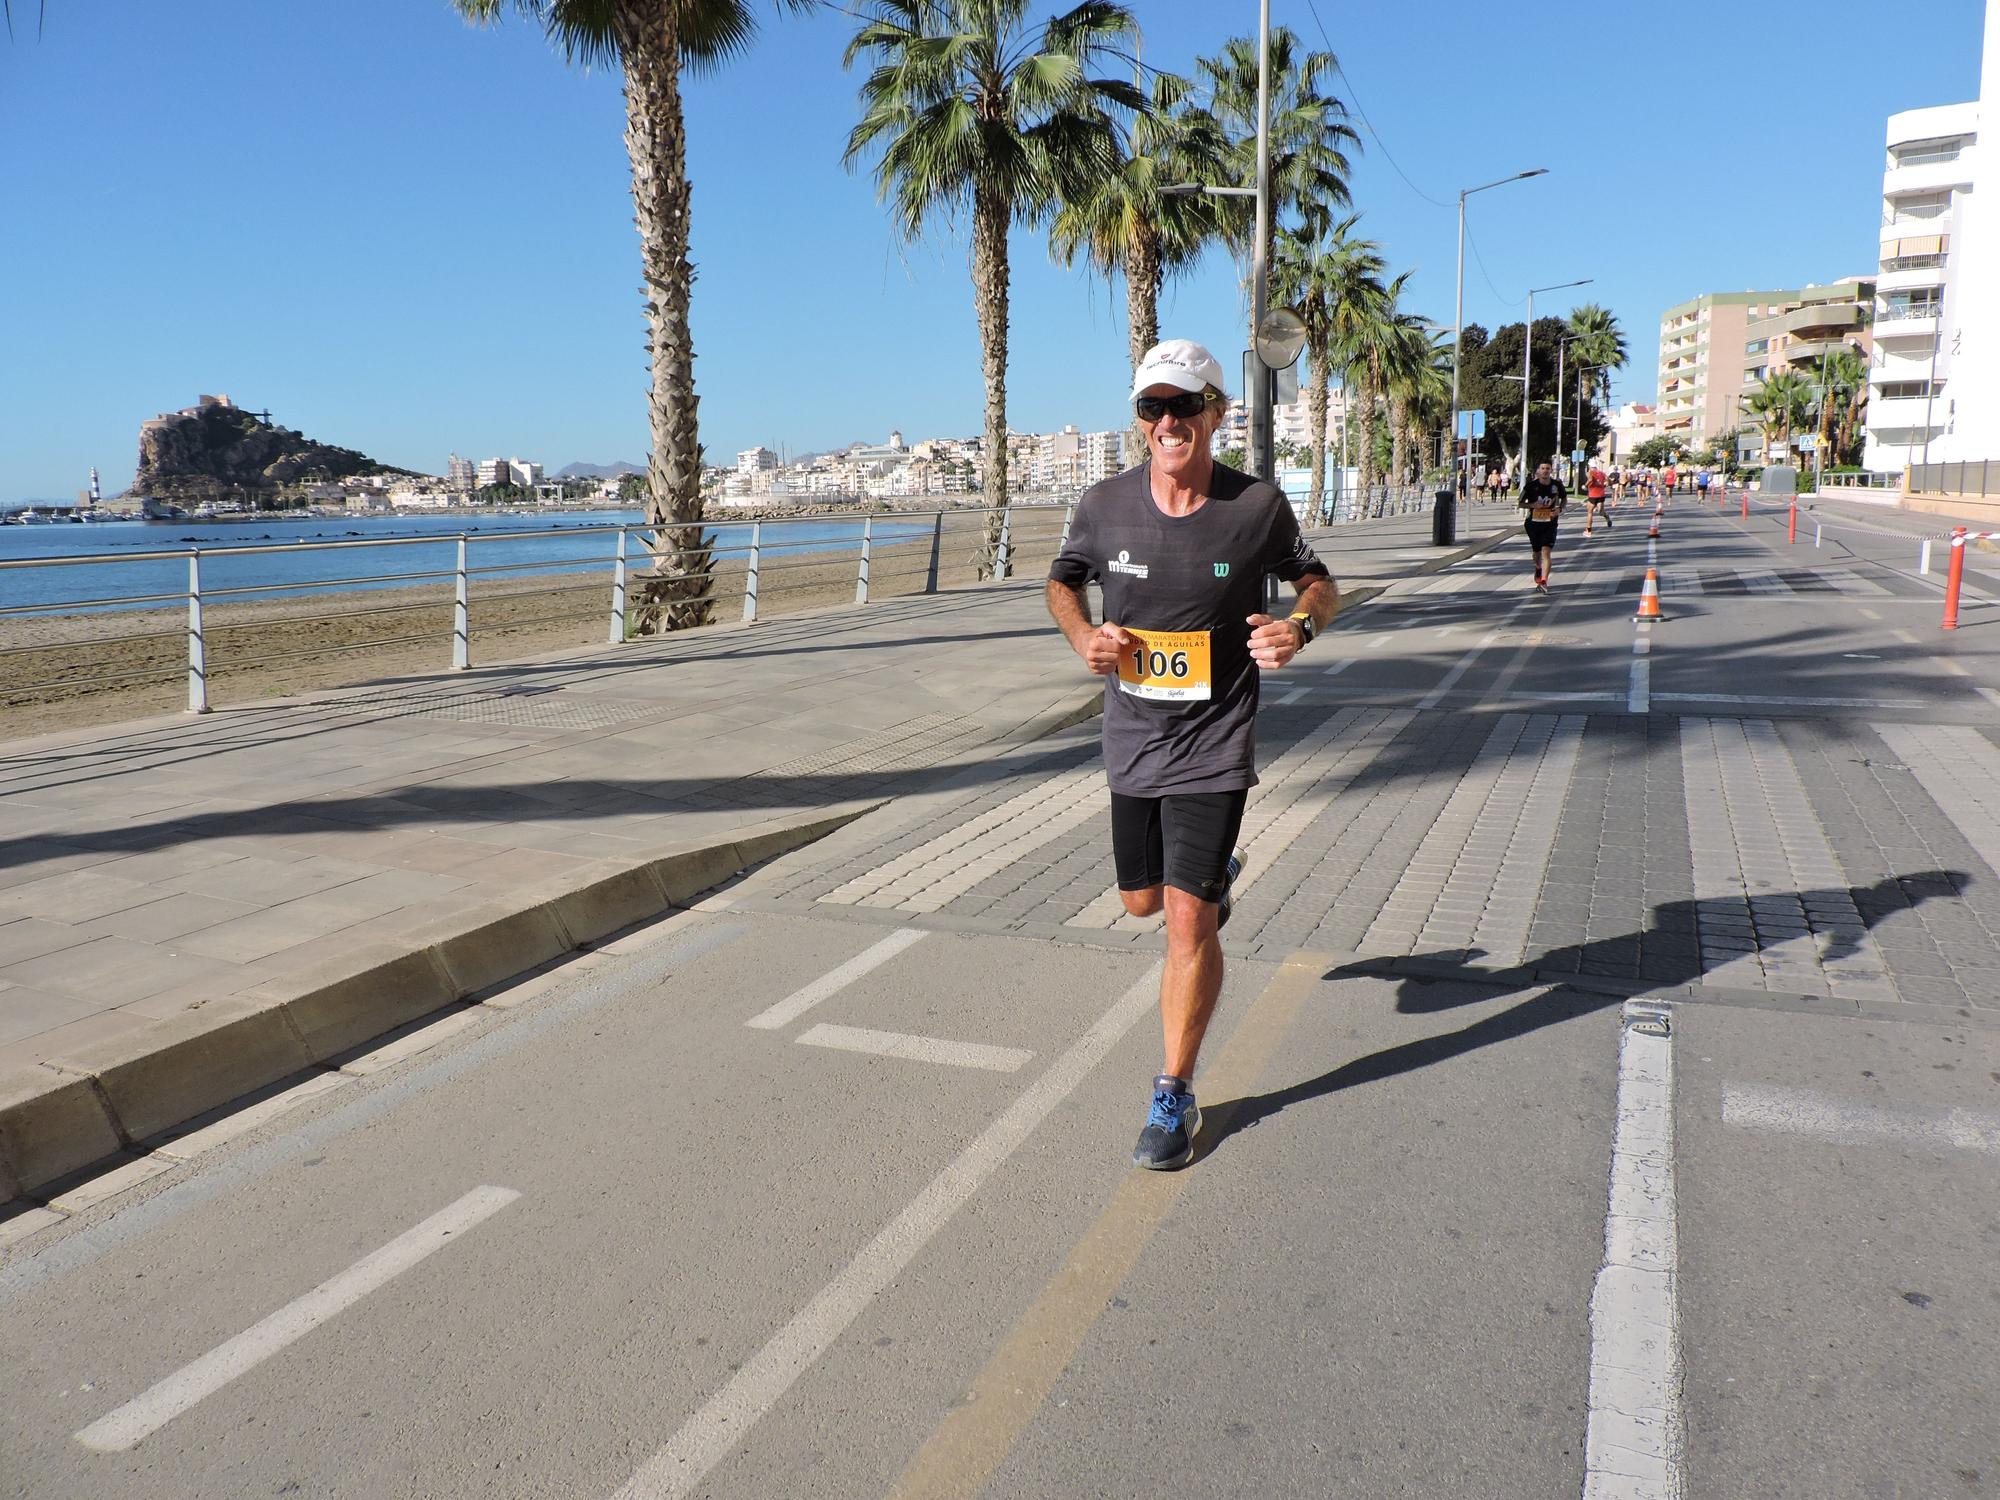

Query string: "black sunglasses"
[[1135, 390, 1213, 421]]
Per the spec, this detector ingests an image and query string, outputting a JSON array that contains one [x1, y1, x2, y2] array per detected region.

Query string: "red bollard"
[[1788, 502, 1797, 544], [1944, 527, 1967, 630], [1740, 490, 1749, 520]]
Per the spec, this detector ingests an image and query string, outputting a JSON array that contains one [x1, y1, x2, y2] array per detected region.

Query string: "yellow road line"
[[881, 952, 1328, 1500]]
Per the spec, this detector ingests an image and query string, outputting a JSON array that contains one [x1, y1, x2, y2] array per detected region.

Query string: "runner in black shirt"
[[1048, 338, 1338, 1170], [1518, 461, 1568, 595]]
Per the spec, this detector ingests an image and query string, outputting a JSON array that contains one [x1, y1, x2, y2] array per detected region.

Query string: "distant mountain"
[[556, 460, 645, 480]]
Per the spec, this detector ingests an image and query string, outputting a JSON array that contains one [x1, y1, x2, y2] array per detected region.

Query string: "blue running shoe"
[[1132, 1075, 1201, 1170], [1216, 847, 1245, 931]]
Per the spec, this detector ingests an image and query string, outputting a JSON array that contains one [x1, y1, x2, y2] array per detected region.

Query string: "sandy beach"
[[0, 519, 1069, 740]]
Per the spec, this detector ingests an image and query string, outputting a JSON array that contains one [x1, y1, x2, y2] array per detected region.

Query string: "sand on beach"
[[0, 513, 1072, 740]]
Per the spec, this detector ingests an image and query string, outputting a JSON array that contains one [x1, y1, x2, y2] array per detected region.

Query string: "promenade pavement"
[[0, 505, 1502, 1195], [3, 493, 1997, 1499]]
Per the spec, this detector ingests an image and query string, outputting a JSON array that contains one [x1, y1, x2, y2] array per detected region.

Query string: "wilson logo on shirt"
[[1213, 563, 1230, 577], [1108, 550, 1150, 579]]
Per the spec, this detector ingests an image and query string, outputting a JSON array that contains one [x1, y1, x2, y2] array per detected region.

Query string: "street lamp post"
[[1450, 168, 1547, 498], [1161, 1, 1272, 479], [1522, 278, 1592, 476]]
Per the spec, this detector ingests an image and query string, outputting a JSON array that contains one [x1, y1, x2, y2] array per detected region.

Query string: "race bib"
[[1529, 506, 1558, 521], [1117, 627, 1212, 702]]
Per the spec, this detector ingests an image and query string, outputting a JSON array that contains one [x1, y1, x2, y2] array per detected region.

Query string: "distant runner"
[[1696, 466, 1712, 501], [1583, 462, 1611, 537], [1048, 339, 1338, 1171], [1661, 464, 1678, 503], [1519, 460, 1568, 594]]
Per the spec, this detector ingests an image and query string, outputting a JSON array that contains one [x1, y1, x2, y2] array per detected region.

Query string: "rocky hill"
[[132, 395, 416, 501]]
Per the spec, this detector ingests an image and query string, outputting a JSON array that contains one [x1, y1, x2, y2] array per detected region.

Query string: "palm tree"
[[1271, 220, 1390, 520], [1565, 303, 1627, 411], [1382, 308, 1446, 487], [845, 0, 1143, 578], [1814, 345, 1869, 466], [1196, 28, 1359, 343], [1747, 371, 1813, 464], [452, 0, 808, 632], [1049, 70, 1229, 380]]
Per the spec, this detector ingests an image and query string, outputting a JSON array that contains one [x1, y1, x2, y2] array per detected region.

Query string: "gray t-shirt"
[[1049, 462, 1328, 797]]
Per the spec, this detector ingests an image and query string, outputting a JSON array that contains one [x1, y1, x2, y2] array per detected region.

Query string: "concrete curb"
[[0, 805, 877, 1201], [0, 684, 1110, 1204]]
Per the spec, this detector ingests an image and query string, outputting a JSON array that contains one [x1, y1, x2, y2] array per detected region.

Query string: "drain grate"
[[313, 684, 665, 730]]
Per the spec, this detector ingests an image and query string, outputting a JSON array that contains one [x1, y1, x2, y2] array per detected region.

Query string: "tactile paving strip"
[[311, 684, 666, 730]]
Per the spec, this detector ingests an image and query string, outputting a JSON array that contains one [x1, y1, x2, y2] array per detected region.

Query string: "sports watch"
[[1288, 611, 1316, 648]]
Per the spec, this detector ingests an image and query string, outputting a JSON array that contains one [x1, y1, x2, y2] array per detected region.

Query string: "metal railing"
[[1880, 253, 1949, 273], [1908, 461, 2000, 499], [0, 506, 1080, 712]]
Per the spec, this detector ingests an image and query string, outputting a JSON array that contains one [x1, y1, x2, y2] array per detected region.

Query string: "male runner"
[[1583, 462, 1610, 537], [1519, 460, 1568, 593], [1048, 339, 1338, 1171]]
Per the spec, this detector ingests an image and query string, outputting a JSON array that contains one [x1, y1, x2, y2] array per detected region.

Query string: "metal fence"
[[0, 506, 1082, 713], [1908, 461, 2000, 498]]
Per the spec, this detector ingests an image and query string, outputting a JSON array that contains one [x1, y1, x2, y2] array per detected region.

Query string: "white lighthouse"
[[89, 467, 101, 505]]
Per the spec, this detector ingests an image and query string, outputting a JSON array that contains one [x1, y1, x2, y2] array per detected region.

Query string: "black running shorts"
[[1110, 790, 1248, 902], [1524, 518, 1559, 551]]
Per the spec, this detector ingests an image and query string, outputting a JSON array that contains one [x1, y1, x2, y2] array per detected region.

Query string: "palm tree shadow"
[[1198, 871, 1965, 1161]]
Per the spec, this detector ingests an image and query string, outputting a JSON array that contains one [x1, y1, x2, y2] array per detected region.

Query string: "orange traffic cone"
[[1648, 514, 1661, 539], [1634, 567, 1665, 621]]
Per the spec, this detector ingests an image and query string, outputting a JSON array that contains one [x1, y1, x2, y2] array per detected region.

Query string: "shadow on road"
[[1199, 871, 1965, 1162]]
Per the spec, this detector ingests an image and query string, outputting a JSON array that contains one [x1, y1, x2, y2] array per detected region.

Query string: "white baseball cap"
[[1131, 339, 1227, 400]]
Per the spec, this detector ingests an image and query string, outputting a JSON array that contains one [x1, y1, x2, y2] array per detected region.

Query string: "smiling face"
[[1139, 383, 1222, 484]]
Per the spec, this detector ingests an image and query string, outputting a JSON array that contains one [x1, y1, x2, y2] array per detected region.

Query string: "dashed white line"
[[607, 964, 1164, 1500], [1583, 1003, 1683, 1500], [75, 1185, 521, 1452], [745, 929, 929, 1030], [1275, 686, 1309, 705], [797, 1023, 1032, 1074], [1722, 1082, 2000, 1153], [1628, 625, 1652, 715]]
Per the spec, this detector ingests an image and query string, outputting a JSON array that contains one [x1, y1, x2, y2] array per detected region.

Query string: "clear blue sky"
[[0, 0, 1985, 501]]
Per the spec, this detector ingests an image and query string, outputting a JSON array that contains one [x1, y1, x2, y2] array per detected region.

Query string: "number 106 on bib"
[[1117, 629, 1213, 702]]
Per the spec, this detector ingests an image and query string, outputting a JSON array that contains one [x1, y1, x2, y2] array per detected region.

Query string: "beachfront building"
[[1738, 278, 1876, 466], [1864, 0, 1993, 472], [446, 453, 475, 492], [1656, 289, 1807, 445], [507, 459, 543, 489], [475, 458, 509, 488]]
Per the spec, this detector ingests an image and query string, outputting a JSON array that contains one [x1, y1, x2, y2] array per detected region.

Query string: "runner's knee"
[[1120, 886, 1164, 918]]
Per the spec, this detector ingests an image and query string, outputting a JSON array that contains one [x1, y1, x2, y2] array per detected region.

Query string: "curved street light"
[[1449, 169, 1546, 497]]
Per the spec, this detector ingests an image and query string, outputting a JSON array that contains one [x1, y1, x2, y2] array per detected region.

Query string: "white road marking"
[[1416, 609, 1526, 710], [745, 929, 929, 1031], [1628, 624, 1652, 714], [1657, 693, 1931, 709], [1275, 686, 1309, 704], [74, 1185, 520, 1452], [1721, 1082, 2000, 1154], [1322, 659, 1355, 677], [1583, 1004, 1684, 1500], [607, 965, 1165, 1500], [796, 1023, 1032, 1074], [1367, 634, 1390, 649]]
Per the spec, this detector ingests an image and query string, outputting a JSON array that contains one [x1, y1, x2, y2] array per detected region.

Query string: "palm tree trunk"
[[1389, 391, 1409, 490], [1124, 222, 1162, 464], [1305, 344, 1329, 524], [972, 183, 1011, 579], [617, 0, 711, 632], [1357, 370, 1380, 500]]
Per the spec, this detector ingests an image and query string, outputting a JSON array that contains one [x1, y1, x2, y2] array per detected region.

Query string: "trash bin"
[[1431, 489, 1457, 546]]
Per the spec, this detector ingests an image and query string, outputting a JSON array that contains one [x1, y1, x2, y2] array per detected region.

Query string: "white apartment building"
[[474, 458, 509, 487], [1867, 0, 1995, 471], [445, 453, 474, 491], [736, 447, 778, 475], [508, 459, 543, 489]]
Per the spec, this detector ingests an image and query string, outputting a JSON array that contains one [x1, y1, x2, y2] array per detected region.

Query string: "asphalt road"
[[4, 497, 1997, 1500]]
